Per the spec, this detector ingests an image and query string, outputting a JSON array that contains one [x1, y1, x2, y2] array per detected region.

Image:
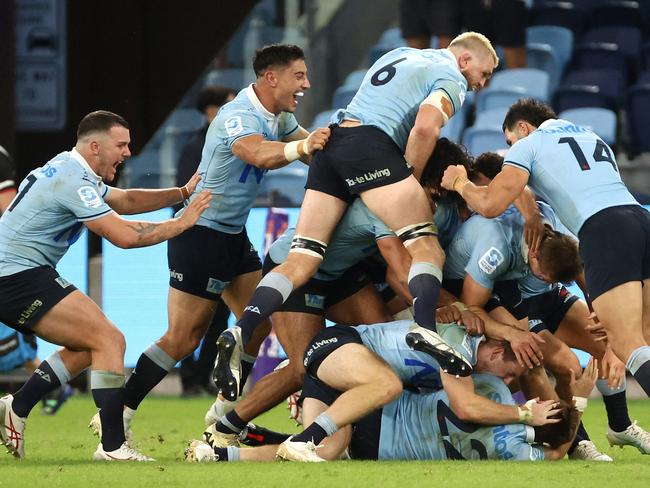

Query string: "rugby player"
[[441, 98, 650, 399], [104, 44, 330, 441], [0, 110, 211, 461], [213, 32, 501, 394]]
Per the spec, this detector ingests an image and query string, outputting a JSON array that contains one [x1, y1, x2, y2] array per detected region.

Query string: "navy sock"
[[12, 355, 70, 418], [568, 421, 590, 454], [408, 262, 442, 331], [239, 272, 293, 347], [124, 344, 176, 410], [239, 358, 255, 393], [91, 371, 126, 452], [597, 378, 632, 432], [292, 412, 338, 445], [217, 410, 247, 435]]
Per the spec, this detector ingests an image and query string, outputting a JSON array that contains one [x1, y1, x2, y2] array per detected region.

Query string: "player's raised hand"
[[441, 165, 468, 192], [179, 190, 211, 228], [526, 399, 563, 426], [571, 356, 598, 398], [305, 127, 330, 153], [509, 328, 545, 369], [460, 309, 485, 335], [598, 347, 624, 390], [436, 304, 462, 324]]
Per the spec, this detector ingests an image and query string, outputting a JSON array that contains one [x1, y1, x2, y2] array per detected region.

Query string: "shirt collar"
[[245, 84, 277, 121], [441, 48, 458, 65], [70, 148, 102, 181]]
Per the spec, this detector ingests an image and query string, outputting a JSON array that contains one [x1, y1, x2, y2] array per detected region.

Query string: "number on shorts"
[[370, 57, 407, 86], [558, 137, 617, 172], [7, 174, 37, 212]]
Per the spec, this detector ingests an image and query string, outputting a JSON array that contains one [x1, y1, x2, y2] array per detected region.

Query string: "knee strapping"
[[396, 222, 437, 247], [289, 235, 328, 260]]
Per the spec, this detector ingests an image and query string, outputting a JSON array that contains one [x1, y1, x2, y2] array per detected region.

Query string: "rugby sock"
[[627, 346, 650, 397], [238, 272, 293, 347], [568, 421, 590, 454], [292, 412, 338, 445], [243, 424, 292, 446], [239, 353, 256, 394], [12, 351, 71, 418], [216, 410, 247, 435], [597, 378, 632, 432], [91, 370, 126, 452], [124, 343, 176, 410], [213, 446, 240, 462], [408, 262, 442, 331]]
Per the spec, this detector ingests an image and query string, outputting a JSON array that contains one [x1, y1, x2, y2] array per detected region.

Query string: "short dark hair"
[[502, 98, 557, 132], [77, 110, 129, 140], [471, 152, 503, 180], [538, 225, 582, 283], [196, 86, 236, 113], [253, 44, 305, 77], [534, 400, 580, 448], [421, 138, 473, 202]]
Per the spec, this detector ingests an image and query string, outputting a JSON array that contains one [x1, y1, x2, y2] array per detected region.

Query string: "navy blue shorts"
[[519, 285, 579, 334], [579, 205, 650, 300], [303, 325, 363, 376]]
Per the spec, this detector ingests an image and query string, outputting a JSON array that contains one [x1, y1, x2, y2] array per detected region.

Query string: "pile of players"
[[2, 33, 650, 463]]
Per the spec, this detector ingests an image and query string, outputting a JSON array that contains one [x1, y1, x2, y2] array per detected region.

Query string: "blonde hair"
[[449, 31, 499, 69]]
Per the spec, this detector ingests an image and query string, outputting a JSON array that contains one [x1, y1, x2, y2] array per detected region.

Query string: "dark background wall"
[[5, 0, 255, 179]]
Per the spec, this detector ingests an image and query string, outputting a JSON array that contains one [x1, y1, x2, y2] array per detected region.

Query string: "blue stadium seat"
[[440, 95, 473, 143], [637, 70, 650, 85], [553, 86, 611, 113], [558, 107, 617, 146], [488, 68, 550, 101], [476, 89, 528, 113], [379, 27, 406, 47], [572, 43, 630, 81], [332, 86, 357, 110], [626, 84, 650, 153], [462, 127, 508, 156], [526, 43, 562, 91], [592, 1, 644, 29], [527, 25, 574, 71], [310, 109, 336, 130], [582, 26, 642, 80], [558, 69, 624, 109], [529, 2, 585, 35], [368, 44, 393, 66], [342, 70, 367, 89], [204, 69, 256, 90], [261, 162, 308, 206], [473, 107, 509, 130]]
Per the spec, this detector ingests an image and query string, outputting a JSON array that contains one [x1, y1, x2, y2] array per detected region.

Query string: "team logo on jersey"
[[478, 247, 504, 275], [225, 116, 244, 137], [77, 186, 102, 208], [55, 277, 72, 288], [206, 277, 228, 294], [304, 293, 325, 309]]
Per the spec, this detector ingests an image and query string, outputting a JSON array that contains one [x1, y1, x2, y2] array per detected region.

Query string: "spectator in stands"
[[176, 86, 236, 397], [462, 0, 527, 69], [399, 0, 462, 49]]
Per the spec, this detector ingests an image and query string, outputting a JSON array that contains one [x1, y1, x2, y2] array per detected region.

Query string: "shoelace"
[[579, 442, 605, 458], [628, 422, 650, 444], [122, 445, 150, 461]]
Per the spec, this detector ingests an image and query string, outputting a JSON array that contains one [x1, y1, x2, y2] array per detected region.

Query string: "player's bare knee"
[[95, 324, 126, 356], [372, 373, 402, 406]]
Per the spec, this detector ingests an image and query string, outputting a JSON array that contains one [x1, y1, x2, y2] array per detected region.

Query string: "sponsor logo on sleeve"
[[225, 116, 244, 137], [206, 277, 228, 294], [77, 186, 103, 209], [478, 247, 504, 275]]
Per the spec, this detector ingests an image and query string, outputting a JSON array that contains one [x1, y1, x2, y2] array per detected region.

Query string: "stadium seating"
[[553, 85, 611, 113], [626, 84, 650, 153], [488, 68, 550, 100], [526, 25, 574, 72], [204, 69, 256, 90], [462, 127, 508, 156], [342, 69, 368, 90], [332, 85, 357, 110], [529, 1, 585, 35], [473, 107, 509, 130], [261, 162, 308, 206], [310, 109, 336, 130], [571, 43, 629, 82], [558, 107, 617, 146], [592, 0, 644, 29], [126, 150, 163, 189], [556, 68, 625, 110], [525, 43, 561, 91]]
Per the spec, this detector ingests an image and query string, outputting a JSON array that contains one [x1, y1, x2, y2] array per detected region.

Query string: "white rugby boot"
[[184, 439, 217, 463], [568, 440, 613, 461], [607, 421, 650, 454], [405, 324, 473, 377], [0, 395, 26, 459], [276, 437, 325, 463], [93, 441, 154, 461], [202, 422, 241, 448], [204, 395, 240, 427]]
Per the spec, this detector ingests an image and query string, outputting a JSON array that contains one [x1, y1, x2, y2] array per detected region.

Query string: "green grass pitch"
[[1, 394, 650, 487]]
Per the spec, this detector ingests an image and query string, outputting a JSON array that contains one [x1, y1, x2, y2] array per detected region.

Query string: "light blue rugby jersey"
[[353, 320, 484, 389], [334, 48, 467, 151], [503, 119, 638, 235], [434, 200, 465, 249], [377, 373, 543, 461], [267, 199, 394, 281], [0, 149, 112, 276], [185, 84, 300, 234]]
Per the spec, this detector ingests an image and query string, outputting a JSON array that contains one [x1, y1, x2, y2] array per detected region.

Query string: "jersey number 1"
[[7, 174, 37, 212]]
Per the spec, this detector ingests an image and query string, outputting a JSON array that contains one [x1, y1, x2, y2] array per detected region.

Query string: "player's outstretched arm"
[[441, 165, 529, 218], [232, 127, 330, 170], [404, 103, 446, 181], [104, 173, 202, 215], [85, 190, 211, 248], [442, 373, 561, 426]]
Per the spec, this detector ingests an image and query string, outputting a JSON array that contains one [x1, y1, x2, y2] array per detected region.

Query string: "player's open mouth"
[[293, 92, 304, 104]]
